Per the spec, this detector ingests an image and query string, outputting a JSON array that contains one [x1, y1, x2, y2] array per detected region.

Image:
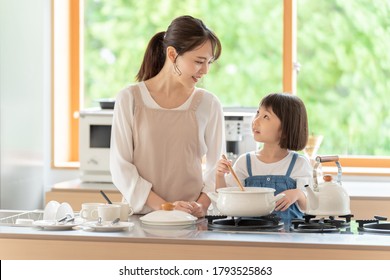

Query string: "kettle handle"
[[315, 155, 339, 163], [313, 155, 342, 190]]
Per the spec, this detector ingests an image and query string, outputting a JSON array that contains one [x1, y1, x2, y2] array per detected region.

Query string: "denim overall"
[[244, 152, 303, 223]]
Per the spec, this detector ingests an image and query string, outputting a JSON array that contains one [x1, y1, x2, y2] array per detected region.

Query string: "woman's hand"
[[169, 201, 206, 217], [172, 200, 194, 214], [189, 201, 205, 217]]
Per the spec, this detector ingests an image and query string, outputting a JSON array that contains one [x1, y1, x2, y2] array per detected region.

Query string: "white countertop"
[[1, 214, 390, 250]]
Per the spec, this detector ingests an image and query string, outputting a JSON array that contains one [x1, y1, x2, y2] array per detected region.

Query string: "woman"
[[110, 15, 224, 217]]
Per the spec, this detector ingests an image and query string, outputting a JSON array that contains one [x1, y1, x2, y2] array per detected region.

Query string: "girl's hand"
[[275, 189, 300, 211], [216, 158, 232, 178]]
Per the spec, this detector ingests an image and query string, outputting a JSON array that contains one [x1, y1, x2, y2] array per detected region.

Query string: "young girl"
[[216, 93, 312, 220]]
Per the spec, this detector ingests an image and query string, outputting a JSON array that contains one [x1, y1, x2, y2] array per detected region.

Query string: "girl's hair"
[[260, 93, 308, 151], [136, 15, 222, 81]]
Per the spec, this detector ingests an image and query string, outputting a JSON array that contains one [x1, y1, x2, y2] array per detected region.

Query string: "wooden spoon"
[[222, 154, 245, 191]]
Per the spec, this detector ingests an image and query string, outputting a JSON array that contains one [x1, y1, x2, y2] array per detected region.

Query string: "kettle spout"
[[305, 184, 319, 210]]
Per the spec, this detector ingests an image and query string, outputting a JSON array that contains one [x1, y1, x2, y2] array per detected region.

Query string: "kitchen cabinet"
[[1, 215, 390, 260], [45, 180, 123, 211]]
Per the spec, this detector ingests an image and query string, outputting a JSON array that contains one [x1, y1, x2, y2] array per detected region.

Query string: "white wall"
[[0, 0, 77, 210]]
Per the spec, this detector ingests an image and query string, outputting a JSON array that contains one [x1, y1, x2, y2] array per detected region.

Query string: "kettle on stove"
[[305, 155, 351, 216]]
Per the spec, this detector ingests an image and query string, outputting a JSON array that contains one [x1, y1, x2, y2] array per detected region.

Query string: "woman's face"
[[174, 40, 214, 87], [252, 106, 282, 145]]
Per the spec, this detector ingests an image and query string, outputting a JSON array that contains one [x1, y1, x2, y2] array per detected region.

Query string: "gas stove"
[[205, 214, 284, 232], [205, 214, 390, 235], [290, 214, 354, 233]]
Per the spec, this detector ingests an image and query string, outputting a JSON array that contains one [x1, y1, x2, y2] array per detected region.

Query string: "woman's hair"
[[260, 93, 308, 151], [136, 15, 222, 81]]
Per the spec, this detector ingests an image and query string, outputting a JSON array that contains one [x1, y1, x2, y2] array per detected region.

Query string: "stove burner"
[[206, 215, 283, 232], [291, 214, 354, 233], [356, 216, 390, 234]]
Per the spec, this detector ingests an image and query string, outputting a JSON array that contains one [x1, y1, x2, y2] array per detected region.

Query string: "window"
[[53, 0, 390, 174]]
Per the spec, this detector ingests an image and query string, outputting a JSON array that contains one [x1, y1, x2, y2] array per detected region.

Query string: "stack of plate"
[[140, 210, 197, 226]]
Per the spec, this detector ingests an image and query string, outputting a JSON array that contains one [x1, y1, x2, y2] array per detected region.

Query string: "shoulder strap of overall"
[[285, 152, 298, 177], [245, 153, 253, 177]]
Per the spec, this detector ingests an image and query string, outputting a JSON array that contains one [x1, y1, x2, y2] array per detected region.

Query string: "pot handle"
[[270, 193, 285, 203]]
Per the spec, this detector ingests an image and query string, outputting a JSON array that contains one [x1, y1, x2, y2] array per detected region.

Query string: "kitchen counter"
[[1, 214, 390, 260]]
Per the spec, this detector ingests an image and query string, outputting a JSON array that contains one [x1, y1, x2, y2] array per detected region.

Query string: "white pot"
[[208, 187, 285, 217]]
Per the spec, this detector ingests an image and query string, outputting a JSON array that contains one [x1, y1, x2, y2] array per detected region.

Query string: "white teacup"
[[113, 202, 134, 221], [80, 202, 104, 220], [95, 204, 121, 222]]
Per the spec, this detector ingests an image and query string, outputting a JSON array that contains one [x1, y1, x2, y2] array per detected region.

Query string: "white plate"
[[140, 220, 196, 226], [33, 220, 80, 230], [56, 202, 74, 220], [81, 221, 134, 232], [140, 210, 197, 226], [43, 201, 60, 220]]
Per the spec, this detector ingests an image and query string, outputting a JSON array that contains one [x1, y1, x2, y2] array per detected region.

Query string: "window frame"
[[52, 0, 390, 175]]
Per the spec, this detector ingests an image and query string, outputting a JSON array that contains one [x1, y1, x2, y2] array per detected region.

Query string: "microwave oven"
[[79, 108, 113, 182], [79, 107, 257, 183]]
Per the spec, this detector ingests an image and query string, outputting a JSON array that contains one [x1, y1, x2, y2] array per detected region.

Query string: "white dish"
[[33, 220, 80, 230], [55, 202, 74, 220], [43, 200, 60, 220], [81, 221, 134, 232], [140, 210, 197, 226]]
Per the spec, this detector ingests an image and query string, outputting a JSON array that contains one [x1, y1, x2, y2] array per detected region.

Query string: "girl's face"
[[174, 40, 214, 87], [252, 106, 282, 145]]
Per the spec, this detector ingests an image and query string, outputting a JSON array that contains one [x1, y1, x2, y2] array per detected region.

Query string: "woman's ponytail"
[[136, 31, 166, 81]]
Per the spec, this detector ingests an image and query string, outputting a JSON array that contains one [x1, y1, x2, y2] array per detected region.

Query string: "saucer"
[[81, 221, 134, 232], [33, 220, 80, 230]]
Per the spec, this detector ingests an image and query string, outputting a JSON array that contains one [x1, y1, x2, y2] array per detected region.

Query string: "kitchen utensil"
[[100, 190, 112, 204], [111, 217, 120, 225], [140, 210, 197, 226], [208, 187, 285, 217], [80, 202, 104, 220], [80, 221, 133, 232], [43, 200, 60, 220], [305, 155, 351, 216], [97, 98, 115, 109], [95, 204, 121, 222], [222, 154, 245, 191], [55, 202, 74, 221], [113, 202, 134, 221], [57, 213, 73, 224], [33, 220, 80, 230]]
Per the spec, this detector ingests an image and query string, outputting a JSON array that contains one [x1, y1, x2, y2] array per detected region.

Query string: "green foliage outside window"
[[84, 0, 390, 156]]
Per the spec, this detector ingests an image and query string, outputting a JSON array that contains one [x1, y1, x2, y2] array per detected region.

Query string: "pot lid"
[[218, 187, 275, 194], [140, 210, 197, 226]]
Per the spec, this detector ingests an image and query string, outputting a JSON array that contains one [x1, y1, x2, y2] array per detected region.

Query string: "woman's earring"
[[173, 62, 182, 76]]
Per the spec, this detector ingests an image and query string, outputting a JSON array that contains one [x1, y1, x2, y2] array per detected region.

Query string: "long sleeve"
[[109, 87, 152, 213], [202, 96, 226, 193]]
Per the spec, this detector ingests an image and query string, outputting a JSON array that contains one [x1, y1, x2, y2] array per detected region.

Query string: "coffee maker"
[[223, 108, 257, 163]]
